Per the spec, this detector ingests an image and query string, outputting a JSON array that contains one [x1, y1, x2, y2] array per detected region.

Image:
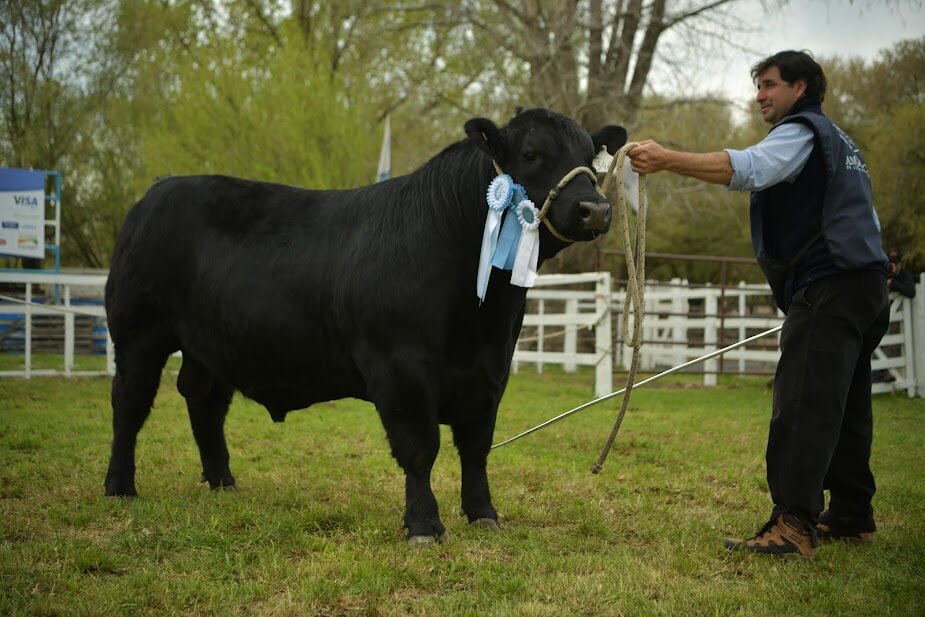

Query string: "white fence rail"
[[1, 270, 922, 400], [617, 279, 782, 387], [518, 273, 922, 398], [511, 273, 613, 397], [0, 271, 113, 377]]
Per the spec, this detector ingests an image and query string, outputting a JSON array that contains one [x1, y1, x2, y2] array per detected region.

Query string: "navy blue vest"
[[749, 101, 887, 312]]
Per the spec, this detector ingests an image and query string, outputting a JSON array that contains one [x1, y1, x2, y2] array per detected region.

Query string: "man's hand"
[[627, 140, 673, 174]]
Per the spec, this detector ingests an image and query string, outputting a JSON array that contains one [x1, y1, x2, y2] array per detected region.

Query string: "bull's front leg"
[[378, 406, 446, 544], [451, 417, 500, 531]]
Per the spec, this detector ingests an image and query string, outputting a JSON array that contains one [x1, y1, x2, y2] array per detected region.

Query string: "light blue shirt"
[[725, 122, 815, 192]]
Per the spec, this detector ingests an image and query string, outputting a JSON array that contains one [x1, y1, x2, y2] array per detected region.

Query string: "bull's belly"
[[177, 329, 367, 415], [242, 383, 365, 421]]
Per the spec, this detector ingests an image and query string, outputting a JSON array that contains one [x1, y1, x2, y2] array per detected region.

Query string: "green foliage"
[[136, 23, 377, 190], [1, 370, 923, 615]]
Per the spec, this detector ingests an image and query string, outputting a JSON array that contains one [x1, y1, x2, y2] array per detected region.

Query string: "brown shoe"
[[816, 520, 874, 545], [724, 514, 817, 559]]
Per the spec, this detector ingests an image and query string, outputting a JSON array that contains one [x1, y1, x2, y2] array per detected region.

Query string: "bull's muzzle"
[[578, 200, 612, 232]]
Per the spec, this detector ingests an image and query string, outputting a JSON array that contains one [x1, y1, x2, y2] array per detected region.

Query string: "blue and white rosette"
[[477, 174, 514, 302], [491, 183, 526, 271], [477, 174, 542, 302], [510, 199, 540, 288]]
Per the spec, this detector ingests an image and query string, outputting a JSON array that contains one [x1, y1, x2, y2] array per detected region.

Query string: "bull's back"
[[107, 176, 366, 404]]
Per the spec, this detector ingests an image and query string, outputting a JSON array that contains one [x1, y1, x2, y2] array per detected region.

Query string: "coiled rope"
[[590, 142, 646, 474], [489, 144, 646, 472]]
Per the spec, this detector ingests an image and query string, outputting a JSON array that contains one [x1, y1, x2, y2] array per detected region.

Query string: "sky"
[[656, 0, 925, 117]]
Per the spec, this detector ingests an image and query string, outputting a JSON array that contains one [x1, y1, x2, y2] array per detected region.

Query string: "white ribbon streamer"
[[510, 200, 540, 288], [476, 208, 504, 302], [477, 175, 516, 302]]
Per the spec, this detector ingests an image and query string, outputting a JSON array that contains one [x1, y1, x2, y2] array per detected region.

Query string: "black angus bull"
[[104, 107, 627, 543]]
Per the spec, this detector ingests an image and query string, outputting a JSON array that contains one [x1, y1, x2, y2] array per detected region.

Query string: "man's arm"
[[628, 140, 733, 185], [890, 270, 917, 298], [628, 123, 815, 192]]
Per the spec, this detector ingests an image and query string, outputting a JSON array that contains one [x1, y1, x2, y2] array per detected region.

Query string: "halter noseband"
[[491, 161, 603, 243]]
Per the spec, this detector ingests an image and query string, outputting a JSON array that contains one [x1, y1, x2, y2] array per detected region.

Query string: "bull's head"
[[465, 108, 627, 245]]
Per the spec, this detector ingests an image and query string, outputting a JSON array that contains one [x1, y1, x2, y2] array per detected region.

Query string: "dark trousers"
[[768, 270, 890, 531]]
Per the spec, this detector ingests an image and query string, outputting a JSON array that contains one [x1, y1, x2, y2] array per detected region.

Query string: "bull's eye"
[[522, 150, 539, 162]]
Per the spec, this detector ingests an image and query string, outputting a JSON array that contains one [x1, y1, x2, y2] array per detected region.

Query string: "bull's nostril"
[[578, 200, 611, 231]]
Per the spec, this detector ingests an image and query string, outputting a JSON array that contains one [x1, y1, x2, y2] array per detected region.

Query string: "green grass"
[[1, 367, 923, 616], [0, 351, 113, 373]]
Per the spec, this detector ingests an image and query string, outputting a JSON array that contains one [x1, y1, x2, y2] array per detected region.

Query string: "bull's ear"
[[592, 125, 628, 155], [465, 117, 505, 159]]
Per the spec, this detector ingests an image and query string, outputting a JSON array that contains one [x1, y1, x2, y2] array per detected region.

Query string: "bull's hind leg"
[[451, 418, 500, 530], [177, 354, 235, 490], [105, 338, 173, 496]]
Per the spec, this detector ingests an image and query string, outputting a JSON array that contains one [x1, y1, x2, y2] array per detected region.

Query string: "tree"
[[456, 0, 751, 131], [0, 0, 135, 267]]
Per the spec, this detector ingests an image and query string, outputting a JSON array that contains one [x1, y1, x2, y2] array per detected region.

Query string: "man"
[[628, 50, 890, 559]]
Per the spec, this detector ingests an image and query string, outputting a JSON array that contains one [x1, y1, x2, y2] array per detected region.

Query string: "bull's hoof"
[[201, 473, 236, 490], [408, 533, 448, 546], [104, 478, 137, 498], [470, 518, 501, 532]]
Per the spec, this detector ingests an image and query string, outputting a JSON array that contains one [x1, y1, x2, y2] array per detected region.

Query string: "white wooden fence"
[[1, 270, 922, 399], [511, 272, 613, 397], [0, 271, 113, 377]]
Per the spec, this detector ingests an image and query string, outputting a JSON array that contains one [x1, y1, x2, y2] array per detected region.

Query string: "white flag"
[[376, 115, 391, 182]]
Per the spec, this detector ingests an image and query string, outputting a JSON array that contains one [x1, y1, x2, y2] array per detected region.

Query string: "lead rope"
[[491, 146, 648, 473], [592, 142, 646, 474]]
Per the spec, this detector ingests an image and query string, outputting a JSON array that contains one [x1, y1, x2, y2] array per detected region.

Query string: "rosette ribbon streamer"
[[511, 199, 541, 287], [477, 174, 515, 302]]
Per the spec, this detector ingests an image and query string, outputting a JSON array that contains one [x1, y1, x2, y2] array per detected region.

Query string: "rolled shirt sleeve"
[[725, 122, 815, 192]]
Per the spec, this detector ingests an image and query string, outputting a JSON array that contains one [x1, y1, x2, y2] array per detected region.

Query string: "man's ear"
[[793, 79, 808, 99], [465, 117, 505, 159], [592, 125, 628, 155]]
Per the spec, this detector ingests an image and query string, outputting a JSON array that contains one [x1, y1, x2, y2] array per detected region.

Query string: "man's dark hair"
[[751, 50, 827, 103]]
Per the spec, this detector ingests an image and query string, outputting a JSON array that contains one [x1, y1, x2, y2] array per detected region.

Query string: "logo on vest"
[[845, 153, 868, 175], [834, 124, 869, 176]]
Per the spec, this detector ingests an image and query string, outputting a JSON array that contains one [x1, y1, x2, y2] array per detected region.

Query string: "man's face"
[[755, 66, 806, 124]]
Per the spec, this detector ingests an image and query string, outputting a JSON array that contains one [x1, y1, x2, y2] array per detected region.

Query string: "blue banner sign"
[[0, 168, 45, 259]]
